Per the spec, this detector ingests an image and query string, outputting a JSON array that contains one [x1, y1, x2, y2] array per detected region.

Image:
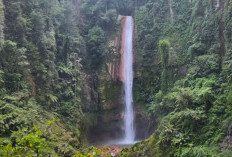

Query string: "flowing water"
[[119, 16, 135, 145], [89, 16, 137, 146]]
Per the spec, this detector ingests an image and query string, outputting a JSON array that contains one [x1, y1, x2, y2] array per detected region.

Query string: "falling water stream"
[[119, 16, 135, 145], [100, 16, 136, 146]]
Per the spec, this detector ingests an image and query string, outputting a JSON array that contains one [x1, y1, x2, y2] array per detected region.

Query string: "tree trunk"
[[169, 0, 174, 24]]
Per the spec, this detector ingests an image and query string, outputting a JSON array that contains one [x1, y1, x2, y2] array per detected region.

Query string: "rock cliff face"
[[106, 37, 120, 81], [86, 15, 124, 144], [87, 15, 152, 145], [106, 15, 125, 82]]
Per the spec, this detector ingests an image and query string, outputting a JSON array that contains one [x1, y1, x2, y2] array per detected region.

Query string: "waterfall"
[[120, 16, 135, 144]]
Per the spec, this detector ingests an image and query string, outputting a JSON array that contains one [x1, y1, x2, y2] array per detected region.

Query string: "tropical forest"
[[0, 0, 232, 156]]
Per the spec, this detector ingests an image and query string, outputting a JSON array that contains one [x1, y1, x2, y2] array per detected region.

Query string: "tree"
[[0, 0, 4, 50], [86, 26, 107, 72], [159, 39, 170, 94]]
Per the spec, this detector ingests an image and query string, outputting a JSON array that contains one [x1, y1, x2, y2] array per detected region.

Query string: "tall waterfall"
[[120, 16, 135, 144]]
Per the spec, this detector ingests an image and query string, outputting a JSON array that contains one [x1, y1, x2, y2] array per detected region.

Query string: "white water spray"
[[121, 16, 135, 144]]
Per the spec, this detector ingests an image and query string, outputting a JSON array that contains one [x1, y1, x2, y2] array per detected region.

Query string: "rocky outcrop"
[[106, 15, 125, 81], [106, 36, 120, 81], [134, 105, 155, 140]]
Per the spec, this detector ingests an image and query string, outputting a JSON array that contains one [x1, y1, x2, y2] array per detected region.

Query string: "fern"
[[0, 70, 4, 85], [58, 65, 72, 75], [47, 94, 58, 103]]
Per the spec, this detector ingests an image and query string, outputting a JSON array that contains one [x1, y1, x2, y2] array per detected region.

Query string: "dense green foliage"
[[0, 0, 120, 156], [120, 0, 232, 156], [0, 0, 232, 156], [159, 39, 170, 94], [0, 0, 141, 156]]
